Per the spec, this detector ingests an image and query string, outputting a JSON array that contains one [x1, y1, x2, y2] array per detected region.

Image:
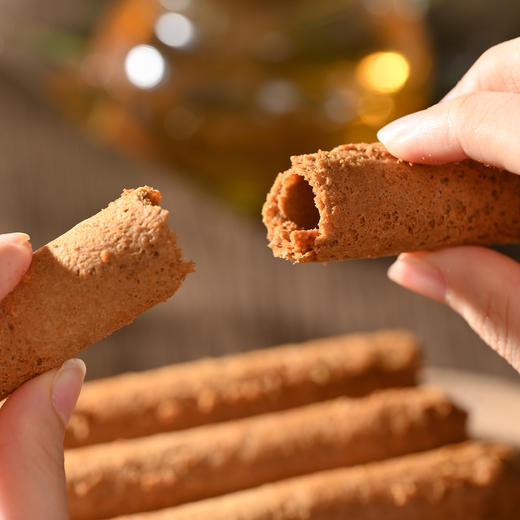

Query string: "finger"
[[377, 91, 520, 172], [0, 233, 32, 299], [388, 247, 520, 372], [442, 37, 520, 100], [0, 359, 86, 520]]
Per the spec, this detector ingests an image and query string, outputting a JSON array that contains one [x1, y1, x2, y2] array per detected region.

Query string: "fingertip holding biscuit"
[[262, 143, 520, 262], [0, 186, 193, 399]]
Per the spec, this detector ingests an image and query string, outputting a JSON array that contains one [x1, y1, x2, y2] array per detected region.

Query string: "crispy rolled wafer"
[[111, 442, 520, 520], [65, 329, 420, 448], [262, 142, 520, 262], [0, 186, 193, 399], [66, 386, 466, 520]]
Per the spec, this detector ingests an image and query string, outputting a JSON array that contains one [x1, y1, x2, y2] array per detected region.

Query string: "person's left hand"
[[378, 38, 520, 372], [0, 232, 85, 520]]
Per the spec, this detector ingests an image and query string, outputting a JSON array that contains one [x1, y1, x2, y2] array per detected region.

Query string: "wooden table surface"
[[0, 68, 519, 384], [424, 368, 520, 446]]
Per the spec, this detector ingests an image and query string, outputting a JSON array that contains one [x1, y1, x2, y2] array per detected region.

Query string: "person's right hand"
[[378, 37, 520, 372]]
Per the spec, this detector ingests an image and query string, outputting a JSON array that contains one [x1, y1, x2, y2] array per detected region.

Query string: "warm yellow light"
[[358, 94, 395, 126], [356, 51, 410, 93]]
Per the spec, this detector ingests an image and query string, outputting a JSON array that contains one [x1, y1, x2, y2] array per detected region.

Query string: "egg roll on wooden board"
[[110, 442, 520, 520], [65, 329, 419, 448], [65, 386, 466, 520]]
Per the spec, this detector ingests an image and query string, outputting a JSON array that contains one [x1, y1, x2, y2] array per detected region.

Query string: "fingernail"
[[388, 253, 447, 302], [0, 233, 31, 245], [52, 359, 86, 426], [377, 110, 427, 145]]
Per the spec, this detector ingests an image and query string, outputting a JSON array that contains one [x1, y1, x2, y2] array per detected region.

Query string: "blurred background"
[[0, 0, 519, 381]]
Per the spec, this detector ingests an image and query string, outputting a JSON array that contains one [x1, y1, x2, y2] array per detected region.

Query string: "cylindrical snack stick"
[[66, 386, 467, 520], [65, 329, 420, 448], [111, 442, 520, 520], [0, 187, 193, 398], [262, 142, 520, 262]]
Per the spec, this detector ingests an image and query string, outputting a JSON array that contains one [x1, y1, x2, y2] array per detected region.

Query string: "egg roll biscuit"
[[0, 186, 193, 399], [110, 442, 520, 520], [65, 329, 419, 448], [263, 142, 520, 262], [66, 386, 466, 520]]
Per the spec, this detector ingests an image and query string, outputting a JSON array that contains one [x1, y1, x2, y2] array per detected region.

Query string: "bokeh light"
[[358, 94, 395, 125], [160, 0, 192, 11], [155, 13, 195, 49], [323, 90, 358, 124], [48, 0, 431, 213], [356, 51, 410, 93], [256, 80, 300, 115], [124, 44, 166, 89]]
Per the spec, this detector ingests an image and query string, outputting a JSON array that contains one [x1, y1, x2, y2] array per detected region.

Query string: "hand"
[[0, 233, 85, 519], [378, 37, 520, 372]]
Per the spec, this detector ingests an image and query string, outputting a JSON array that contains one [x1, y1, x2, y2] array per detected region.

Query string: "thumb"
[[0, 359, 86, 520], [377, 91, 520, 175], [388, 247, 520, 371]]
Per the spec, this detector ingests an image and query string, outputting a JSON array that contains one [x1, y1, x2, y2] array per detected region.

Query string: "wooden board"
[[423, 367, 520, 446]]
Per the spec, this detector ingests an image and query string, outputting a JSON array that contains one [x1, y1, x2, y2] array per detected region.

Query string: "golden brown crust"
[[65, 386, 467, 520], [262, 142, 520, 262], [109, 442, 520, 520], [0, 186, 193, 398], [65, 330, 420, 448]]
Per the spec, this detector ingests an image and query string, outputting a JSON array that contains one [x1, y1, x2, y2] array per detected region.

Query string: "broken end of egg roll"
[[0, 186, 194, 399], [262, 142, 520, 262]]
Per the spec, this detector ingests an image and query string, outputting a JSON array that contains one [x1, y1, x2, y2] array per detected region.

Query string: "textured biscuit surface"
[[111, 442, 520, 520], [65, 329, 420, 448], [66, 386, 466, 520], [263, 142, 520, 262], [0, 186, 193, 398]]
